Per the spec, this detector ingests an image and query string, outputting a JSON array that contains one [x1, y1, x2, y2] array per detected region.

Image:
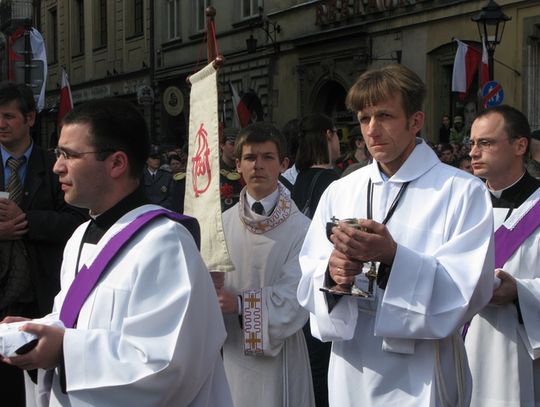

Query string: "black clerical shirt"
[[82, 186, 150, 244], [489, 172, 540, 219]]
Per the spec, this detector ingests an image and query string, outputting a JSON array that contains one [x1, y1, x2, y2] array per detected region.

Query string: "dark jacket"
[[143, 168, 175, 210], [1, 145, 87, 317]]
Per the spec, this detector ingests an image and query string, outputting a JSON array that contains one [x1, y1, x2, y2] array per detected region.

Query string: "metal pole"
[[488, 48, 495, 81], [23, 21, 31, 86]]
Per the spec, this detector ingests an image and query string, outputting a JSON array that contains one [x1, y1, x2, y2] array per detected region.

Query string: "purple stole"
[[462, 196, 540, 340], [59, 209, 200, 329], [494, 198, 540, 268]]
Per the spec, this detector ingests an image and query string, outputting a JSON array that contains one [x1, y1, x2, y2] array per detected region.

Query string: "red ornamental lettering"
[[191, 123, 212, 197]]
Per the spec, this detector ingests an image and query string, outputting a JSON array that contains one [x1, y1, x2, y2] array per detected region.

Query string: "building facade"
[[0, 0, 537, 148], [155, 0, 540, 147], [24, 0, 153, 147]]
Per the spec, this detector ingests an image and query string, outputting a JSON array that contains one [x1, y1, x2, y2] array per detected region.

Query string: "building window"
[[47, 7, 58, 63], [167, 0, 181, 40], [94, 0, 107, 48], [242, 0, 261, 19], [195, 0, 211, 33], [526, 33, 540, 129], [134, 0, 144, 36], [72, 0, 85, 56], [127, 0, 144, 38]]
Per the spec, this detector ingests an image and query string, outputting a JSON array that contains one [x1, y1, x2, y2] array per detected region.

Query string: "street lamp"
[[471, 0, 511, 81]]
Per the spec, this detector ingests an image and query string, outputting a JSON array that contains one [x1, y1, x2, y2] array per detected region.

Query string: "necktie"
[[252, 201, 264, 215], [6, 156, 26, 205]]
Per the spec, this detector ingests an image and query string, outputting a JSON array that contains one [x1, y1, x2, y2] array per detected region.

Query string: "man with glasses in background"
[[466, 105, 540, 406], [0, 82, 86, 406]]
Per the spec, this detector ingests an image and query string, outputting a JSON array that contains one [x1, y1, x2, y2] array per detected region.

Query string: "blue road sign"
[[482, 81, 504, 108]]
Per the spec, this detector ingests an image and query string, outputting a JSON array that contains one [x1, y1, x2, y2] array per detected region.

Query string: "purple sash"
[[494, 199, 540, 269], [59, 209, 200, 328], [463, 197, 540, 341]]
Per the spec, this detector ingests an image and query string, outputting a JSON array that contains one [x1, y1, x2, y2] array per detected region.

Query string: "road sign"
[[481, 81, 504, 108]]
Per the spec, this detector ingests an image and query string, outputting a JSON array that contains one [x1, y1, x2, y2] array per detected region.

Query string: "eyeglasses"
[[53, 147, 114, 160], [468, 138, 510, 152]]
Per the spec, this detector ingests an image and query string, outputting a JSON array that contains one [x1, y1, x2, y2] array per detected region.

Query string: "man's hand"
[[0, 198, 24, 222], [0, 213, 28, 240], [217, 288, 239, 314], [490, 269, 518, 305], [328, 249, 363, 287], [1, 323, 65, 371], [330, 219, 397, 265]]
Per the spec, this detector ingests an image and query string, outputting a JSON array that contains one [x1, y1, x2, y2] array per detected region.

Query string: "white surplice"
[[297, 140, 495, 407], [221, 186, 315, 407], [466, 187, 540, 407], [30, 205, 232, 407]]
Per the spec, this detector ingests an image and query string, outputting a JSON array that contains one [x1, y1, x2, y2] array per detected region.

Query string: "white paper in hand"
[[0, 317, 64, 357]]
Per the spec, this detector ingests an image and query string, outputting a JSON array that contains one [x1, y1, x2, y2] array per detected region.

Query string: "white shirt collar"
[[246, 188, 280, 216]]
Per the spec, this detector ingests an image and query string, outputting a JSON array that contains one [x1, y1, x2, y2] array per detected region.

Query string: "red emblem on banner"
[[191, 123, 212, 197]]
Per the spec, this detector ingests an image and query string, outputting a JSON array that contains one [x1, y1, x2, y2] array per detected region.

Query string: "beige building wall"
[[39, 0, 153, 143]]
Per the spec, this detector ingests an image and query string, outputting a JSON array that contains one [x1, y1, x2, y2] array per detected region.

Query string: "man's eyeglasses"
[[53, 147, 114, 160], [468, 138, 511, 152]]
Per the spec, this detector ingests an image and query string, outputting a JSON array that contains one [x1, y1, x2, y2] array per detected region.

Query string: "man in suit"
[[0, 82, 86, 405]]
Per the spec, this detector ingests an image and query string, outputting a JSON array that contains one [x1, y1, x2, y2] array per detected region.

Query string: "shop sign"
[[316, 0, 426, 26]]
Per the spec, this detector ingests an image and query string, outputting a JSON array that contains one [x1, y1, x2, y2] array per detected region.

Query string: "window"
[[195, 0, 211, 32], [242, 0, 261, 19], [134, 0, 144, 36], [72, 0, 85, 56], [47, 7, 58, 63], [94, 0, 107, 48], [127, 0, 144, 38], [167, 0, 181, 40], [525, 27, 540, 130]]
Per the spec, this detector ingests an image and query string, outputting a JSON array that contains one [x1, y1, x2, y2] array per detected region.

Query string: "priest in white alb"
[[466, 105, 540, 406], [297, 65, 494, 407]]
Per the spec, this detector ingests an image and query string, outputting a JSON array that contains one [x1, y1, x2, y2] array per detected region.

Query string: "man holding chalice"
[[297, 64, 495, 407]]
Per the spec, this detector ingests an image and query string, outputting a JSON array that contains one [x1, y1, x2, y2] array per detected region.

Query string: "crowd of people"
[[0, 62, 538, 407]]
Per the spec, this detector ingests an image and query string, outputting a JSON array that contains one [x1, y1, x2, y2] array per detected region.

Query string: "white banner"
[[184, 62, 233, 273]]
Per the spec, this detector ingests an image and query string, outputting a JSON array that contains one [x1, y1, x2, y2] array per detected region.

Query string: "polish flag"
[[57, 69, 73, 128], [229, 81, 250, 128], [29, 28, 48, 112], [480, 38, 490, 89], [451, 39, 481, 99]]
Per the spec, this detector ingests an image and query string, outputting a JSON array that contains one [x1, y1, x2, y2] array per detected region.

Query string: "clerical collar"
[[83, 186, 149, 244], [487, 171, 525, 199], [246, 188, 279, 216]]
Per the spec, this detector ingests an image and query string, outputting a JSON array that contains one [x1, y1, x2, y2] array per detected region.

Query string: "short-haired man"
[[439, 142, 456, 166], [297, 64, 494, 406], [466, 105, 540, 406], [2, 99, 232, 406], [449, 115, 465, 144], [219, 123, 315, 406], [0, 82, 86, 405]]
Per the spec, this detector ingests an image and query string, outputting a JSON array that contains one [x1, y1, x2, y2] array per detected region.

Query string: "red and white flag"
[[29, 28, 47, 112], [58, 68, 73, 128], [229, 81, 250, 128], [480, 37, 490, 89], [451, 39, 481, 99]]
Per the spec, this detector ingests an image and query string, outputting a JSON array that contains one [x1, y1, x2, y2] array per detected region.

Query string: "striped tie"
[[6, 156, 26, 205]]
